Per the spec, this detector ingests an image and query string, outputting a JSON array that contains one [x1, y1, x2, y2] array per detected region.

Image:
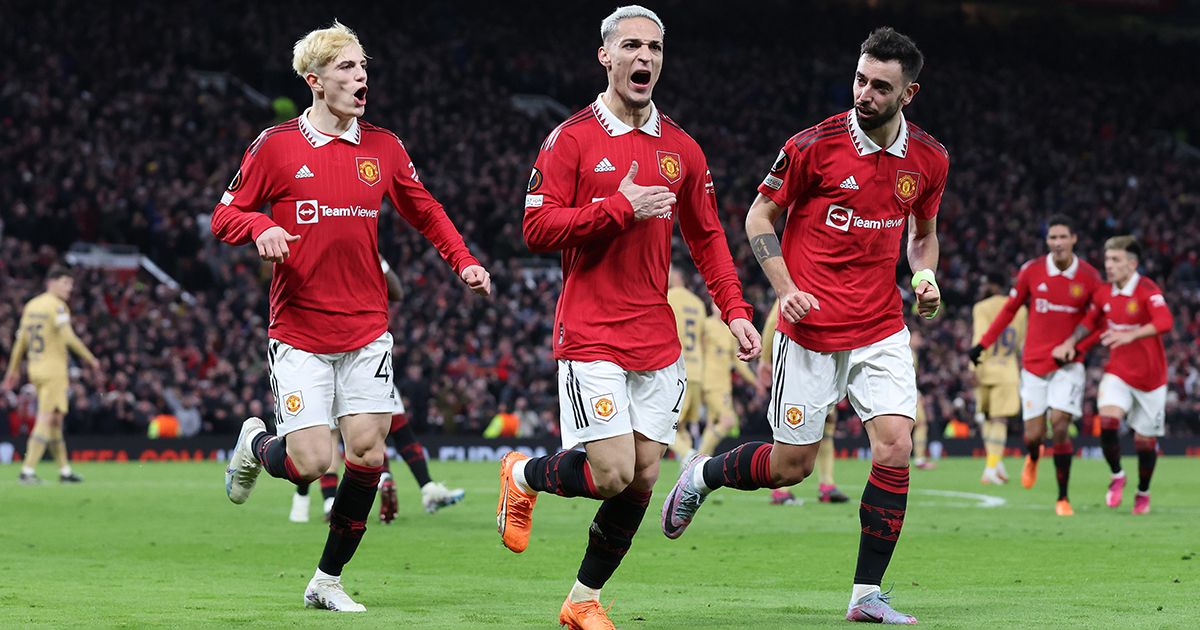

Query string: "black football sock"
[[577, 486, 652, 589], [252, 433, 305, 484], [392, 423, 433, 488], [523, 450, 602, 498], [1025, 437, 1042, 462], [317, 460, 382, 576], [1099, 416, 1123, 474], [296, 482, 310, 496], [1052, 440, 1073, 500], [1135, 437, 1157, 492], [854, 462, 909, 586], [320, 472, 339, 502], [701, 442, 775, 490]]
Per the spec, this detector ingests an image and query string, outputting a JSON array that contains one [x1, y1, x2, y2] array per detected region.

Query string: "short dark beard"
[[856, 100, 900, 131]]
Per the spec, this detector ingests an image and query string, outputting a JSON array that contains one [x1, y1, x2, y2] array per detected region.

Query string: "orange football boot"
[[1021, 455, 1039, 489], [1055, 499, 1074, 516], [497, 451, 537, 553], [559, 597, 616, 630]]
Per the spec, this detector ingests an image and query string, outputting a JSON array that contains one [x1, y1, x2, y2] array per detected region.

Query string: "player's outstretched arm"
[[385, 152, 483, 282], [746, 194, 818, 325], [907, 215, 941, 320]]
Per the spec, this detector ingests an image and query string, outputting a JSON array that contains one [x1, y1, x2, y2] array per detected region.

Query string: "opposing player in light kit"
[[496, 7, 760, 628], [213, 21, 490, 612], [3, 266, 97, 484], [662, 28, 948, 624], [971, 272, 1027, 484], [758, 299, 849, 505], [970, 216, 1101, 515], [667, 266, 707, 461], [695, 300, 760, 458], [1053, 236, 1172, 514]]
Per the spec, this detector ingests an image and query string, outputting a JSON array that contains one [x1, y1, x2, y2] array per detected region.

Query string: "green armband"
[[911, 269, 940, 319]]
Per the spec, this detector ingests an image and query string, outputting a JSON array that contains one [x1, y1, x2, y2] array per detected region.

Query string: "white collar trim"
[[1113, 271, 1141, 297], [299, 108, 361, 147], [1046, 254, 1079, 279], [848, 109, 908, 158], [591, 94, 661, 138]]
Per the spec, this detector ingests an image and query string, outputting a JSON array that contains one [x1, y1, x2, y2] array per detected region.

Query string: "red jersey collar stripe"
[[590, 94, 661, 138], [1045, 253, 1080, 279], [847, 109, 909, 158], [1112, 271, 1141, 297], [298, 108, 362, 148]]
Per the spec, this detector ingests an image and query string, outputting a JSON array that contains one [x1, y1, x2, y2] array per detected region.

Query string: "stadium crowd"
[[2, 1, 1199, 439]]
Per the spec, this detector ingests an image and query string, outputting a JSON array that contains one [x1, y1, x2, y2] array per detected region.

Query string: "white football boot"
[[304, 577, 366, 612], [290, 493, 311, 523], [225, 417, 266, 504], [421, 481, 466, 513]]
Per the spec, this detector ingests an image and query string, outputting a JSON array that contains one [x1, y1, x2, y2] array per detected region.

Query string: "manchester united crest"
[[895, 170, 921, 203], [784, 404, 805, 428], [1126, 301, 1139, 315], [591, 394, 616, 421], [657, 151, 682, 184], [284, 391, 304, 416], [1070, 284, 1084, 298], [357, 157, 381, 186]]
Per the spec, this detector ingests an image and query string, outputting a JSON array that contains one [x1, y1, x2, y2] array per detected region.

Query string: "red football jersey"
[[757, 110, 949, 352], [980, 254, 1103, 377], [211, 112, 479, 354], [1077, 273, 1172, 390], [524, 96, 752, 371]]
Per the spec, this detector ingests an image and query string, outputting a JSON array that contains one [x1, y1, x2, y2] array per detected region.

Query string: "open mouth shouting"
[[629, 69, 652, 92], [353, 86, 368, 107]]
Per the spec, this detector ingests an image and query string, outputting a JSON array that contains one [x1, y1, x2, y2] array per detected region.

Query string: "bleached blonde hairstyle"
[[600, 5, 665, 44], [292, 20, 367, 79]]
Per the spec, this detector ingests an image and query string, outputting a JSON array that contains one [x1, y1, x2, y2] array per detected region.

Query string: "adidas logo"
[[594, 157, 616, 173], [1037, 282, 1049, 292], [294, 164, 315, 179], [839, 175, 860, 190]]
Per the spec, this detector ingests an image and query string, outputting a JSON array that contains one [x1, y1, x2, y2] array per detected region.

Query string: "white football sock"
[[569, 579, 601, 603], [60, 465, 72, 476], [691, 459, 711, 493], [21, 466, 35, 476], [312, 568, 340, 583], [512, 458, 534, 495], [850, 584, 881, 605]]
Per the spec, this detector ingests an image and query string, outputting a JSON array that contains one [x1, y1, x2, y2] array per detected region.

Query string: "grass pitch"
[[2, 456, 1197, 628]]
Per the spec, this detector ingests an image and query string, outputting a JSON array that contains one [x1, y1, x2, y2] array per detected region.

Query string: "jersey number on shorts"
[[374, 354, 392, 382], [672, 378, 686, 413]]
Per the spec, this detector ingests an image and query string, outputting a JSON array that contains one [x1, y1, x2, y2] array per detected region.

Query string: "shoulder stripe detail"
[[542, 109, 593, 151], [248, 121, 299, 156], [910, 133, 949, 158], [789, 117, 849, 147], [791, 129, 844, 153], [661, 113, 684, 131], [908, 126, 948, 156]]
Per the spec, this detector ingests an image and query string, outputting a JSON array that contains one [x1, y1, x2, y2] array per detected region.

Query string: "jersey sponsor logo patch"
[[894, 170, 921, 203], [296, 199, 319, 224], [220, 191, 235, 206], [227, 169, 243, 192], [594, 157, 616, 173], [770, 150, 789, 173], [590, 394, 616, 421], [527, 167, 543, 193], [825, 204, 854, 232], [1149, 294, 1165, 307], [784, 403, 805, 428], [763, 175, 783, 190], [1034, 298, 1079, 314], [657, 151, 682, 184], [1037, 282, 1049, 293], [283, 391, 304, 416], [356, 157, 381, 186], [703, 169, 715, 195], [294, 164, 315, 179], [525, 194, 544, 208]]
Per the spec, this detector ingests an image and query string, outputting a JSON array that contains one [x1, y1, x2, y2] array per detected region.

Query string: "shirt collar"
[[847, 109, 909, 158], [591, 94, 661, 138], [1046, 254, 1079, 279], [298, 108, 361, 148], [1113, 271, 1141, 297]]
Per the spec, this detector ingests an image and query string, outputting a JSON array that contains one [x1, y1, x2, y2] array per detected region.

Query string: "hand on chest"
[[581, 146, 684, 203]]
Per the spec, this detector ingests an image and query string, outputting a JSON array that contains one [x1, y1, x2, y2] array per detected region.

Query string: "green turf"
[[1, 456, 1197, 628]]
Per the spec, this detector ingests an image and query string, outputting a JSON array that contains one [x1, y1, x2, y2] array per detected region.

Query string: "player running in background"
[[969, 216, 1101, 515], [213, 21, 490, 612], [909, 329, 934, 470], [971, 272, 1027, 485], [1053, 236, 1172, 515], [496, 7, 760, 628], [667, 265, 706, 461], [663, 28, 948, 624], [757, 299, 849, 505], [695, 300, 761, 458], [3, 266, 98, 484]]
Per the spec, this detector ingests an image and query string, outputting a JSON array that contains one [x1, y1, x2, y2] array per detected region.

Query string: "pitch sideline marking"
[[915, 489, 1006, 508]]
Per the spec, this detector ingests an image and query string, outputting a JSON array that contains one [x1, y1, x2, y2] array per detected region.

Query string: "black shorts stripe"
[[771, 334, 788, 428], [572, 363, 588, 430], [567, 362, 586, 430], [268, 341, 281, 422]]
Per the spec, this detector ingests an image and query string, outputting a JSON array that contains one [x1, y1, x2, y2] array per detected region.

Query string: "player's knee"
[[629, 462, 660, 492], [591, 463, 635, 498], [289, 449, 332, 481], [345, 442, 386, 468], [872, 433, 913, 465], [771, 450, 815, 485]]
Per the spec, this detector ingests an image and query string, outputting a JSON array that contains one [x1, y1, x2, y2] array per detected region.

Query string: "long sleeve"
[[1148, 292, 1174, 334], [387, 143, 480, 275], [522, 133, 634, 253], [210, 138, 281, 246], [980, 267, 1030, 348], [679, 150, 752, 325], [4, 319, 28, 380], [61, 324, 96, 365]]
